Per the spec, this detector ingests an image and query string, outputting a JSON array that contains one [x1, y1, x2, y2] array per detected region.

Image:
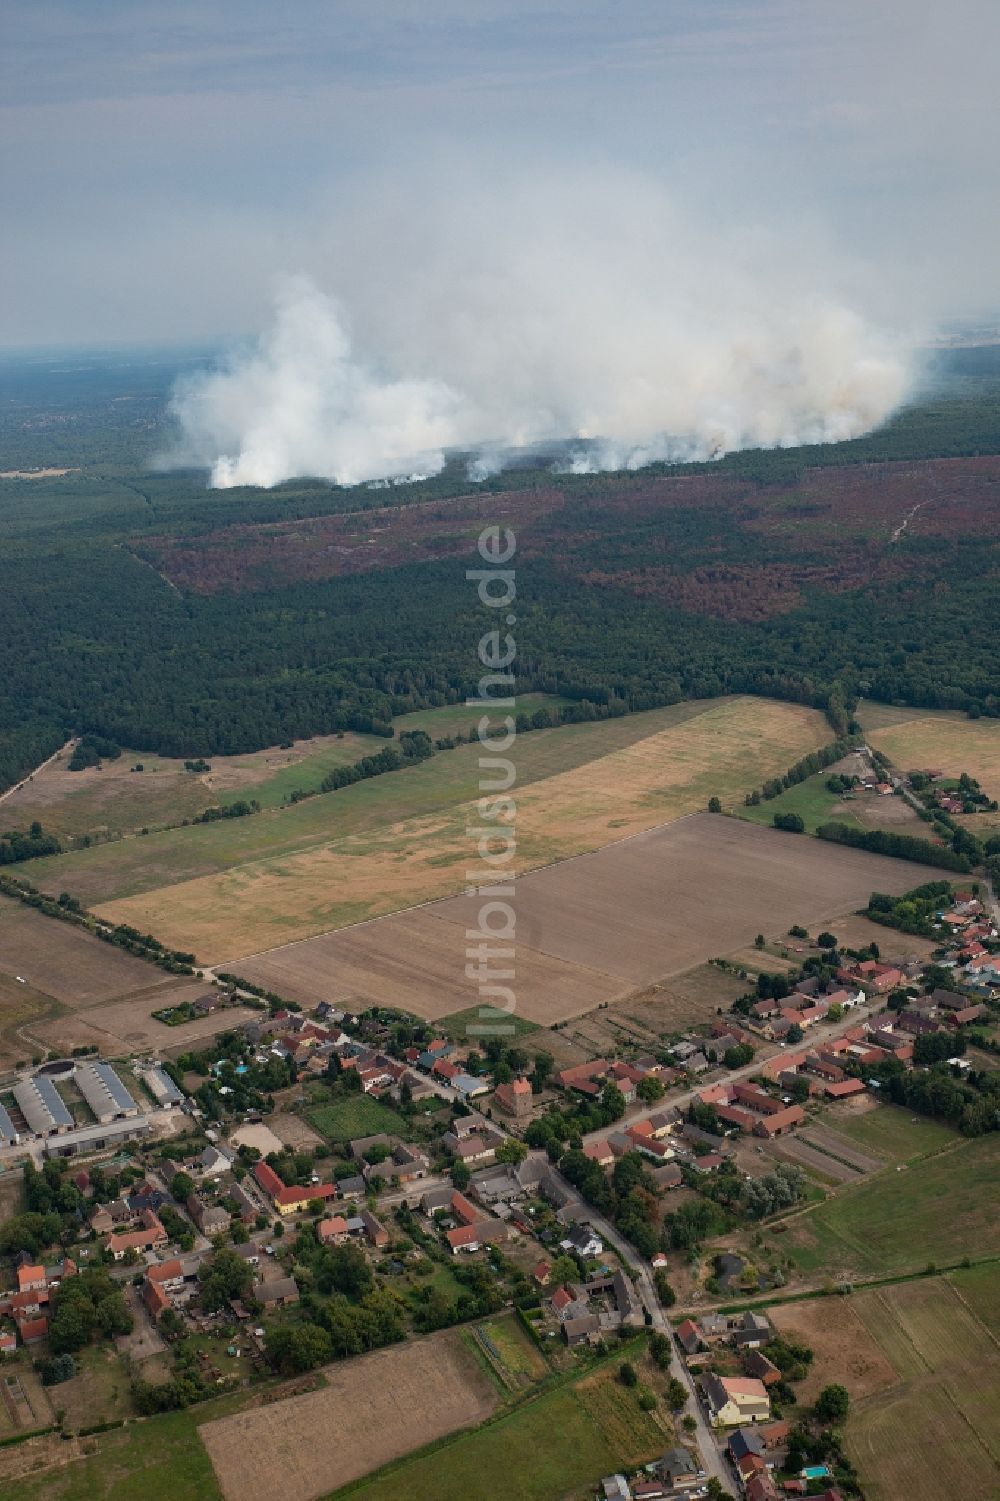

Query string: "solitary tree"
[[814, 1382, 850, 1424]]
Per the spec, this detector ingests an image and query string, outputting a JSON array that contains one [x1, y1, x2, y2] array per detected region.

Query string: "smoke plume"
[[165, 173, 916, 488]]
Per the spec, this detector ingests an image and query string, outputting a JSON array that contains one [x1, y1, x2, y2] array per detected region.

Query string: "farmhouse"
[[105, 1208, 168, 1259], [319, 1215, 349, 1244], [703, 1373, 771, 1426], [255, 1276, 300, 1310], [752, 1105, 805, 1138]]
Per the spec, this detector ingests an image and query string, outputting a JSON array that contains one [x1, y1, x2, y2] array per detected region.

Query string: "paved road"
[[545, 1167, 729, 1487], [577, 998, 879, 1151]]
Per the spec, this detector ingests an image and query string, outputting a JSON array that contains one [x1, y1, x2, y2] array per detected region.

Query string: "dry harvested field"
[[199, 1330, 498, 1501], [31, 987, 259, 1057], [768, 1296, 897, 1404], [265, 1111, 323, 1149], [236, 815, 946, 1023], [559, 964, 749, 1057], [848, 1276, 1000, 1501], [867, 712, 1000, 801], [82, 696, 830, 961], [0, 897, 171, 1005], [0, 900, 255, 1062]]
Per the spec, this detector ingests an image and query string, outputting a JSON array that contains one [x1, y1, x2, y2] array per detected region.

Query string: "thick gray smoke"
[[165, 175, 917, 488]]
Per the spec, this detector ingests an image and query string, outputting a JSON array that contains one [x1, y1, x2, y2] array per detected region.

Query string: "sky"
[[2, 0, 998, 351]]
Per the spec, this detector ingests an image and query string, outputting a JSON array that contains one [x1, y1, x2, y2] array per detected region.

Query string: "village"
[[0, 879, 997, 1501]]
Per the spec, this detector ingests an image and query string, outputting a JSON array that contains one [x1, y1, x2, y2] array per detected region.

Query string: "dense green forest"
[[2, 348, 1000, 793]]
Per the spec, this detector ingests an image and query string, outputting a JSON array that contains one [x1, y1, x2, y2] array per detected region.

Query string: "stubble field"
[[235, 813, 946, 1022], [199, 1330, 498, 1501]]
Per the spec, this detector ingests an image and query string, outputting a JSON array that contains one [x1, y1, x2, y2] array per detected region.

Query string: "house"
[[716, 1103, 758, 1133], [319, 1215, 350, 1244], [16, 1264, 46, 1294], [494, 1077, 533, 1119], [657, 1447, 700, 1489], [650, 1162, 683, 1191], [561, 1312, 600, 1346], [533, 1260, 551, 1286], [337, 1174, 367, 1200], [187, 1194, 229, 1236], [602, 1476, 632, 1501], [744, 1350, 782, 1386], [703, 1373, 771, 1426], [556, 1059, 610, 1093], [16, 1316, 48, 1345], [727, 1427, 766, 1464], [255, 1276, 299, 1309], [632, 1480, 666, 1500], [745, 1474, 780, 1501], [105, 1209, 168, 1259], [732, 1311, 773, 1348], [753, 1105, 804, 1138], [560, 1224, 603, 1258], [360, 1210, 388, 1248], [146, 1258, 185, 1294], [446, 1224, 481, 1255], [584, 1139, 615, 1168], [0, 1328, 17, 1355], [452, 1072, 491, 1100], [732, 1084, 783, 1116], [675, 1318, 702, 1356], [825, 1078, 866, 1100]]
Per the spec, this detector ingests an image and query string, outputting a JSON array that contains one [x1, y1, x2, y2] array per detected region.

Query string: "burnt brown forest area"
[[2, 349, 1000, 787]]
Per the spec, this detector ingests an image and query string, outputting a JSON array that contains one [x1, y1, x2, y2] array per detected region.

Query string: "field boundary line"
[[945, 1276, 1000, 1354]]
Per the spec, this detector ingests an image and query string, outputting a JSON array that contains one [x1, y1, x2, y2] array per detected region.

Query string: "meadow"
[[5, 1410, 221, 1501], [848, 1272, 1000, 1501], [828, 1102, 960, 1163], [305, 1095, 408, 1143], [27, 696, 745, 911], [777, 1134, 1000, 1278]]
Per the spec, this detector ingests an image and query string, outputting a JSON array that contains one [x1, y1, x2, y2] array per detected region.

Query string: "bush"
[[619, 1361, 638, 1387], [773, 812, 805, 833]]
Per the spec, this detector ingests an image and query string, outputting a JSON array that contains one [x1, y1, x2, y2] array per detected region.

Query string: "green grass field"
[[848, 1273, 1000, 1501], [6, 1410, 222, 1501], [829, 1103, 959, 1162], [437, 1007, 540, 1042], [306, 1095, 408, 1143], [781, 1135, 1000, 1276], [334, 1359, 663, 1501], [948, 1261, 1000, 1338], [28, 698, 724, 908], [735, 771, 865, 833]]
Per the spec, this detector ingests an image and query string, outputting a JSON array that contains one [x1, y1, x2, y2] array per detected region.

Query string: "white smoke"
[[164, 172, 917, 488]]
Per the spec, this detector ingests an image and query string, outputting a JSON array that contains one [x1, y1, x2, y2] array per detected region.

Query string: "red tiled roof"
[[254, 1160, 284, 1197], [446, 1224, 480, 1250], [147, 1258, 184, 1283], [274, 1182, 336, 1207]]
